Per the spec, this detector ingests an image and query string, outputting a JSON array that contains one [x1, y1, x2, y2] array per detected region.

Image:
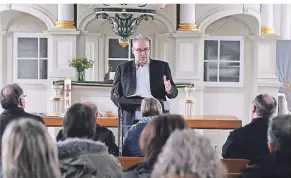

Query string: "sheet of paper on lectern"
[[127, 94, 153, 98]]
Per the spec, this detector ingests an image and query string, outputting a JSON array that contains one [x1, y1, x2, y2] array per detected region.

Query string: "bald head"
[[0, 84, 24, 109], [82, 100, 98, 114], [253, 94, 277, 118]]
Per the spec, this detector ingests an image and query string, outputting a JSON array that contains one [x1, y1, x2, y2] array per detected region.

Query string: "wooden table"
[[44, 115, 241, 129]]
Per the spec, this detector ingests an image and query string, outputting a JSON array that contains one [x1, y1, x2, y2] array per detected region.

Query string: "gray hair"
[[1, 118, 61, 178], [253, 94, 277, 118], [132, 34, 150, 45], [268, 114, 291, 151], [141, 97, 163, 117], [0, 83, 24, 109], [151, 129, 226, 178]]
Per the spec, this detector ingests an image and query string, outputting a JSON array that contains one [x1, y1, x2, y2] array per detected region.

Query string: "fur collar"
[[57, 138, 108, 160]]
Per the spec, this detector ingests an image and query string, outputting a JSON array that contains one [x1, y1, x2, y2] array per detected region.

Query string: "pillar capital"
[[177, 4, 198, 31], [55, 4, 75, 29]]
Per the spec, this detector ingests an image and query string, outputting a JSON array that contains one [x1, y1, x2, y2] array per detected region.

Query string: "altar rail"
[[44, 115, 242, 129]]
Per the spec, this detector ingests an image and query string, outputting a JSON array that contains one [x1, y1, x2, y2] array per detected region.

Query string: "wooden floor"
[[43, 115, 242, 129]]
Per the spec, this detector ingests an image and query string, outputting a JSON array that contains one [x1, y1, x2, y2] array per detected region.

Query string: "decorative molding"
[[0, 31, 7, 35], [198, 5, 261, 35], [4, 4, 56, 30], [55, 21, 75, 28], [172, 31, 208, 38], [247, 34, 280, 41], [258, 78, 281, 87], [44, 29, 80, 36]]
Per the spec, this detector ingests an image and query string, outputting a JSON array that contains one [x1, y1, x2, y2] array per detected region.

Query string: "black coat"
[[0, 107, 44, 139], [222, 117, 270, 160]]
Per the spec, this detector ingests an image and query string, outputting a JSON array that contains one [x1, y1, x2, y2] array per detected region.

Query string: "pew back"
[[117, 156, 248, 177]]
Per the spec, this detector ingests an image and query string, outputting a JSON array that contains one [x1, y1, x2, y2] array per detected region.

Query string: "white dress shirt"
[[134, 61, 151, 120]]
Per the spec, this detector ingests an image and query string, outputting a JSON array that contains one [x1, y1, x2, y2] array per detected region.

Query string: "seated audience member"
[[240, 114, 291, 178], [122, 97, 163, 156], [1, 119, 61, 178], [152, 129, 226, 178], [57, 103, 122, 178], [0, 83, 44, 143], [122, 114, 187, 178], [222, 94, 276, 160], [56, 100, 119, 156]]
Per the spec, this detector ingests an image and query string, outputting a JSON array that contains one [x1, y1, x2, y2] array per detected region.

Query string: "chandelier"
[[87, 4, 167, 47]]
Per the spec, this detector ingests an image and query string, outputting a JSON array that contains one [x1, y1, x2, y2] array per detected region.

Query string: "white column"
[[178, 4, 198, 31], [55, 4, 75, 28], [260, 4, 275, 34], [0, 31, 6, 90], [280, 4, 291, 39]]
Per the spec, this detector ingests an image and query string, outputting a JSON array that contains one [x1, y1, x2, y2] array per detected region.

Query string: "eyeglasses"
[[133, 47, 150, 53]]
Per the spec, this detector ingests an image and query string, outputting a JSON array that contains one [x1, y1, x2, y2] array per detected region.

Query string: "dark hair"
[[0, 83, 24, 109], [140, 114, 187, 165], [63, 103, 96, 139], [253, 94, 277, 118], [268, 114, 291, 152]]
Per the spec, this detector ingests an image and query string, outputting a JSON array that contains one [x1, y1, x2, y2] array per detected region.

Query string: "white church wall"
[[202, 14, 260, 152], [1, 10, 49, 113]]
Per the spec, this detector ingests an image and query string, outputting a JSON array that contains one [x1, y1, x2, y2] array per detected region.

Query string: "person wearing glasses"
[[0, 83, 44, 143], [111, 34, 178, 131]]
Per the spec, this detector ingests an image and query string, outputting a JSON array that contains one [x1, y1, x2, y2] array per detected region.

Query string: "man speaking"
[[111, 34, 178, 126]]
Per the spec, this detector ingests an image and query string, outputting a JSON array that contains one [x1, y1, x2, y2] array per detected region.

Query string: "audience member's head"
[[141, 97, 163, 117], [0, 83, 25, 110], [63, 103, 96, 139], [82, 100, 98, 115], [152, 129, 226, 178], [268, 114, 291, 152], [251, 94, 277, 119], [1, 118, 61, 178], [139, 114, 187, 165]]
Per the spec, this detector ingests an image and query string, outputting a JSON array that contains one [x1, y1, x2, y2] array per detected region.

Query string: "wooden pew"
[[117, 156, 248, 177], [222, 159, 249, 173], [118, 156, 143, 169]]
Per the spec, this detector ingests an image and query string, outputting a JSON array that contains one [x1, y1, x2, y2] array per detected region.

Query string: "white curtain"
[[276, 40, 291, 112]]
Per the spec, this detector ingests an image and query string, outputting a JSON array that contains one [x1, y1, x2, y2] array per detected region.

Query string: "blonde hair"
[[1, 118, 61, 178], [141, 97, 163, 117]]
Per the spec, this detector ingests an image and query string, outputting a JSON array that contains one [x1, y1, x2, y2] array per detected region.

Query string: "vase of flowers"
[[68, 57, 94, 82]]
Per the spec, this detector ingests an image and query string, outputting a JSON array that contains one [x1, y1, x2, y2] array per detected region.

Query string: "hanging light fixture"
[[87, 4, 167, 47]]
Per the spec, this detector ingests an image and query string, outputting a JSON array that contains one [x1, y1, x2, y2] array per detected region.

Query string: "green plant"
[[68, 57, 94, 72]]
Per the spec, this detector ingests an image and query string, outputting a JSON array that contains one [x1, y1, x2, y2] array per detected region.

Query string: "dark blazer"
[[0, 107, 44, 139], [222, 117, 270, 160], [111, 59, 178, 107]]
